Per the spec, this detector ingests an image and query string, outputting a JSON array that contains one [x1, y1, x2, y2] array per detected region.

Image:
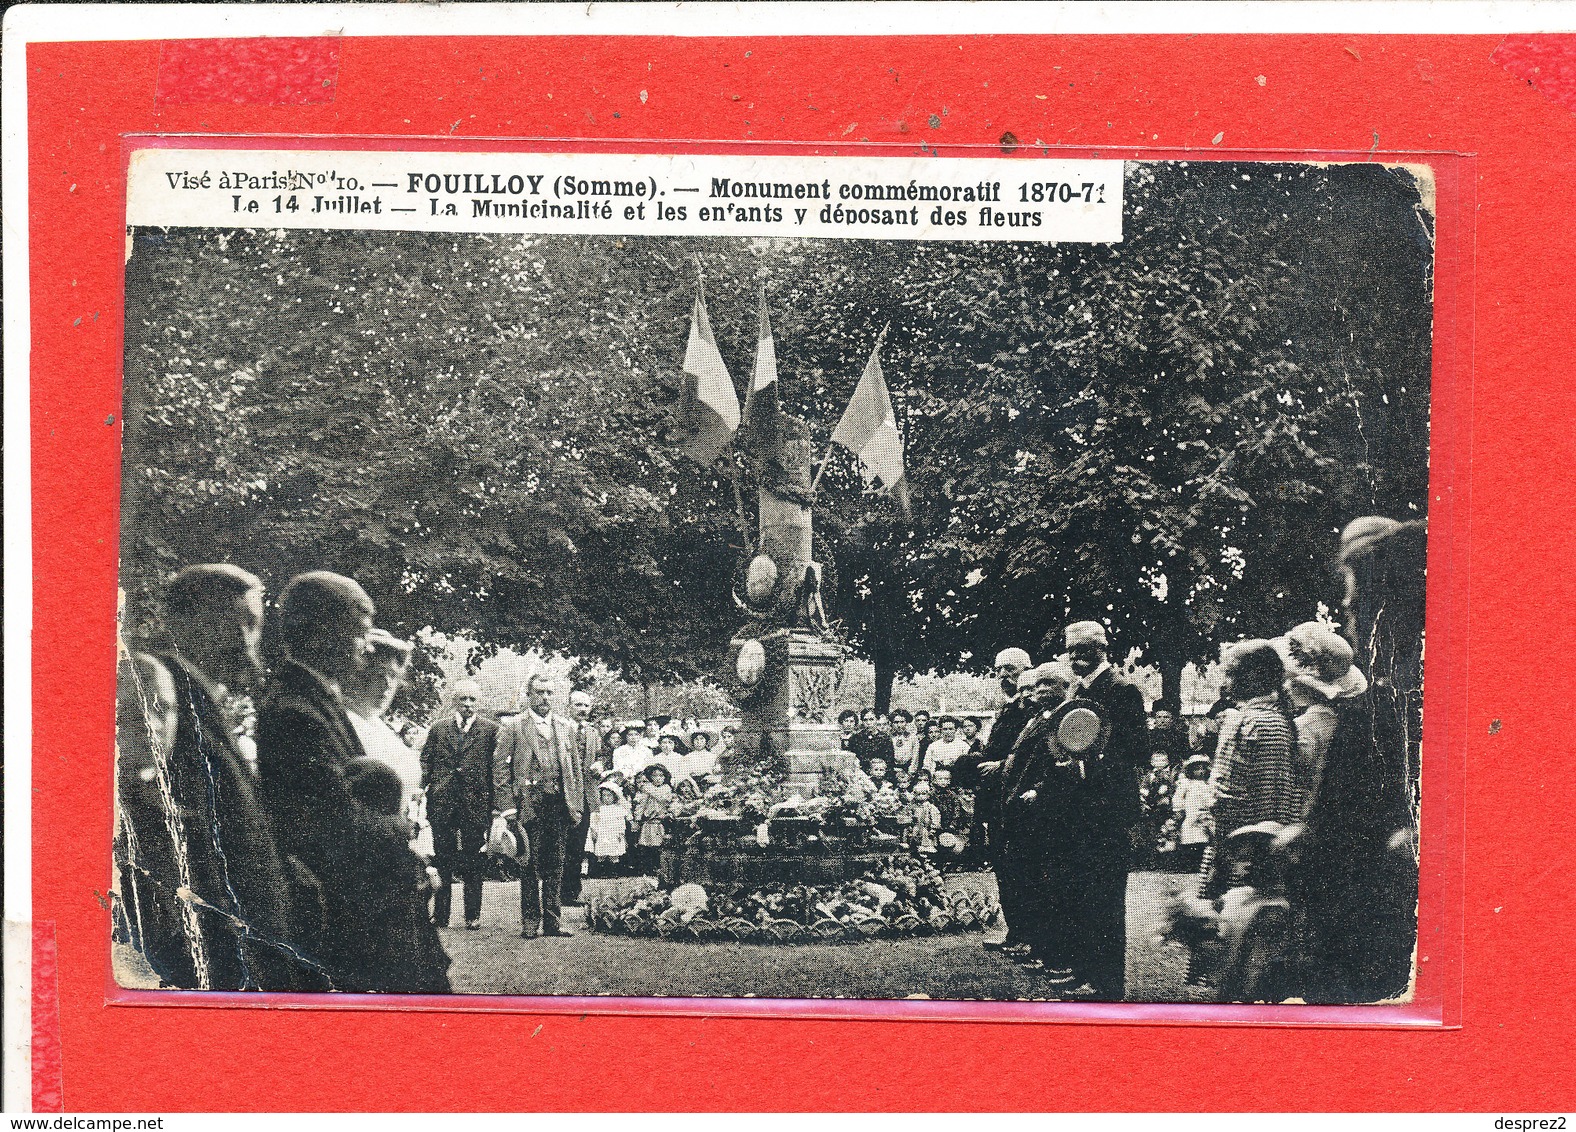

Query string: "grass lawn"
[[441, 869, 1210, 1002]]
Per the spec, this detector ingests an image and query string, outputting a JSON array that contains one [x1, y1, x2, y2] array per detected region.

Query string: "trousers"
[[1069, 853, 1130, 999], [429, 808, 486, 925], [520, 794, 572, 930], [562, 810, 590, 904]]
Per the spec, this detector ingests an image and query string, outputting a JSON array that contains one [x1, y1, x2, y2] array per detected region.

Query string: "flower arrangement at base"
[[585, 852, 1000, 944]]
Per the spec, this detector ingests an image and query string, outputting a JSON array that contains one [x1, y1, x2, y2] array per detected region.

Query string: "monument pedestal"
[[733, 629, 845, 793]]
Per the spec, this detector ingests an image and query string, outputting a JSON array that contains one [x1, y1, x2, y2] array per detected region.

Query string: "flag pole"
[[811, 322, 890, 493], [730, 459, 753, 552], [809, 443, 834, 493]]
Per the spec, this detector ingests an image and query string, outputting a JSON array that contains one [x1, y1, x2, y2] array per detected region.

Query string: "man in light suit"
[[493, 674, 587, 938], [421, 678, 497, 930], [559, 689, 602, 907]]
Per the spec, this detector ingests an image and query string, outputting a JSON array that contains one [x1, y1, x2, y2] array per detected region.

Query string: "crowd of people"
[[918, 517, 1424, 1005], [115, 517, 1421, 1002], [114, 565, 755, 992]]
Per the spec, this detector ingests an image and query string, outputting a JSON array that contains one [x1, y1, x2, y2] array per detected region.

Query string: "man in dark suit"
[[421, 677, 496, 930], [493, 674, 588, 938], [115, 564, 296, 991], [996, 663, 1076, 980], [256, 571, 420, 992], [1060, 619, 1147, 999], [559, 688, 602, 907], [1066, 621, 1149, 775], [966, 646, 1034, 944]]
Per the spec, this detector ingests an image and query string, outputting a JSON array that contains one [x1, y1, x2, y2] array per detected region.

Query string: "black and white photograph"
[[112, 154, 1430, 1007]]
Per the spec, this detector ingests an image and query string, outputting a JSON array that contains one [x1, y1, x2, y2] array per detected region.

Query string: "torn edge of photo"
[[104, 136, 1462, 1025]]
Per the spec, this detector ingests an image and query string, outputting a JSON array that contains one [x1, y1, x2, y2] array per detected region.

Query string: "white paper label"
[[127, 149, 1124, 243]]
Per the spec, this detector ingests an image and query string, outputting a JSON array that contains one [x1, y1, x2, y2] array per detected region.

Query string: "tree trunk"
[[641, 680, 655, 719], [1156, 652, 1185, 713], [874, 662, 895, 716]]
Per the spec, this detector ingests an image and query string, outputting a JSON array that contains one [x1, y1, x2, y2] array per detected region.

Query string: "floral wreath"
[[717, 627, 792, 708]]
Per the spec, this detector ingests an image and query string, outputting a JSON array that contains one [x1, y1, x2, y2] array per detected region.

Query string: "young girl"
[[671, 775, 704, 820], [611, 726, 650, 781], [909, 780, 942, 856], [654, 734, 682, 777], [633, 763, 675, 875], [685, 730, 716, 779], [586, 780, 632, 877], [1172, 754, 1215, 873]]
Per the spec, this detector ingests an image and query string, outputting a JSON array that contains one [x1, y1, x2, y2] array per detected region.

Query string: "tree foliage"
[[122, 161, 1433, 700]]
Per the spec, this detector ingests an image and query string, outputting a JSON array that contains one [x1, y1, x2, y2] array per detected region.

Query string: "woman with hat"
[[1278, 621, 1369, 817]]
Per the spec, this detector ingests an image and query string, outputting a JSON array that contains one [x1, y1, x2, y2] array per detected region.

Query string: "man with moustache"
[[559, 688, 603, 907], [494, 675, 587, 938], [963, 646, 1033, 942], [115, 564, 295, 990], [996, 663, 1076, 978], [1058, 620, 1147, 999], [983, 665, 1071, 977], [1063, 621, 1149, 774], [257, 571, 418, 992], [421, 678, 496, 930]]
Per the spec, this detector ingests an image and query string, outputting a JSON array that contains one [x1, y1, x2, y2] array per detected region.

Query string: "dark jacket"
[[985, 696, 1035, 764], [1296, 684, 1417, 1002], [1078, 667, 1150, 774], [256, 659, 416, 992], [997, 708, 1057, 844], [421, 715, 498, 829], [847, 727, 896, 774], [115, 652, 295, 991], [1063, 670, 1146, 856], [957, 694, 1034, 814]]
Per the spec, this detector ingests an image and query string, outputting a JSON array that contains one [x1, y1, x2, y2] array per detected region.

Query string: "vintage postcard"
[[112, 143, 1433, 1010]]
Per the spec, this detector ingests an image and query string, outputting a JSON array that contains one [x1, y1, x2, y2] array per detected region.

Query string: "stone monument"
[[721, 413, 846, 792]]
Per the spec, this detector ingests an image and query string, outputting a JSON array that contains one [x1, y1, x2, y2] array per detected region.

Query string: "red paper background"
[[23, 31, 1571, 1110]]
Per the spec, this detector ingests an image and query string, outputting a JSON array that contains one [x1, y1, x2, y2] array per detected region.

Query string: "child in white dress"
[[587, 781, 632, 876]]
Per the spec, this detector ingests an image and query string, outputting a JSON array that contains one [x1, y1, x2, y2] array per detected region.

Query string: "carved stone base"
[[734, 629, 846, 793]]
